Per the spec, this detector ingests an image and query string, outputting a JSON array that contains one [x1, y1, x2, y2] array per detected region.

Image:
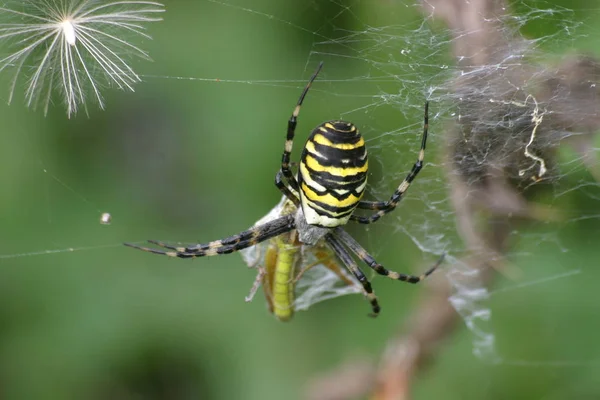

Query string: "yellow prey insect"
[[125, 62, 444, 319], [240, 195, 362, 321]]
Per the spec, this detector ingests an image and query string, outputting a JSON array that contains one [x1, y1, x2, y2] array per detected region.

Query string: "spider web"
[[1, 0, 600, 398]]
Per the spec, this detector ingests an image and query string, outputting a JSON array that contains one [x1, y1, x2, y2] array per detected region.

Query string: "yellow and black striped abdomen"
[[298, 121, 368, 227]]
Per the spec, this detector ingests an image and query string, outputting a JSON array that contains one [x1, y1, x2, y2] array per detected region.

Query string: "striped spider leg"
[[351, 102, 430, 224]]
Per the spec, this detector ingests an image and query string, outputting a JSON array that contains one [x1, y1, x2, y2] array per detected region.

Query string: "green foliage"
[[0, 1, 599, 399]]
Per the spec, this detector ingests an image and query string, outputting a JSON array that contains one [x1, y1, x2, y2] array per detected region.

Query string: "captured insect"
[[125, 62, 444, 320], [240, 195, 363, 321]]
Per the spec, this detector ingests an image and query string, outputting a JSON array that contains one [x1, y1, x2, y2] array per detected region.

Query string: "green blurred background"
[[1, 1, 600, 399]]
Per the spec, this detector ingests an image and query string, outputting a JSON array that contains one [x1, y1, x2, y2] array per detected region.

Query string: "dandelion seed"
[[0, 1, 165, 117], [61, 19, 77, 46]]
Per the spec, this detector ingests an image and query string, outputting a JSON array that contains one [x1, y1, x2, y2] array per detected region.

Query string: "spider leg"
[[151, 215, 294, 253], [279, 62, 324, 193], [275, 170, 300, 206], [126, 235, 283, 258], [124, 215, 295, 258], [333, 227, 444, 283], [351, 102, 429, 224], [325, 234, 381, 317]]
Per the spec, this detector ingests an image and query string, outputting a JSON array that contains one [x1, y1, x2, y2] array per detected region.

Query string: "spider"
[[125, 62, 444, 319]]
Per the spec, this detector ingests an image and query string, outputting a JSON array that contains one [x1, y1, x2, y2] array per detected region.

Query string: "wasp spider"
[[125, 62, 444, 319]]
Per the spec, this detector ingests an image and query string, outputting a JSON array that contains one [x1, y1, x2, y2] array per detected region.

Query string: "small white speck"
[[100, 212, 112, 225]]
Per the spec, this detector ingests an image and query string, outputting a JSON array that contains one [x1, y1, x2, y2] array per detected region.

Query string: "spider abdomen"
[[298, 121, 368, 227]]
